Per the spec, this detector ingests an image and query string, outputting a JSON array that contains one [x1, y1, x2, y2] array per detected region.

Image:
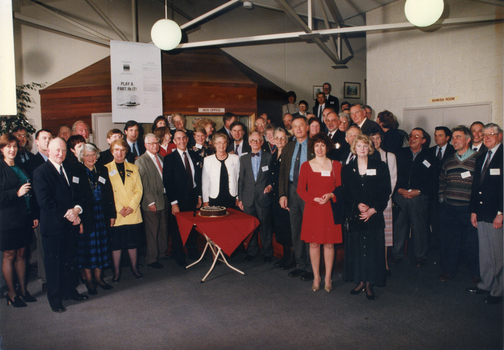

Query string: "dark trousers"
[[439, 203, 480, 277], [288, 183, 311, 271], [42, 231, 79, 307], [244, 200, 273, 257]]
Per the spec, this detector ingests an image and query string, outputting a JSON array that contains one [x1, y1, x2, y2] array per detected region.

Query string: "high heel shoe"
[[311, 277, 321, 292], [366, 285, 375, 301], [131, 269, 143, 280], [112, 273, 121, 283], [324, 280, 333, 292], [7, 295, 27, 307], [86, 284, 97, 296], [96, 281, 113, 290], [350, 283, 365, 295], [20, 290, 37, 302]]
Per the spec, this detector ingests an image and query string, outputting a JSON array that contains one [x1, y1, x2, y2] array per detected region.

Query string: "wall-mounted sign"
[[198, 108, 225, 113], [429, 96, 459, 103], [110, 40, 163, 123]]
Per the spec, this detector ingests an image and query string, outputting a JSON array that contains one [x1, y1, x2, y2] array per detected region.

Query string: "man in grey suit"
[[279, 115, 315, 281], [238, 132, 274, 263], [136, 133, 168, 269]]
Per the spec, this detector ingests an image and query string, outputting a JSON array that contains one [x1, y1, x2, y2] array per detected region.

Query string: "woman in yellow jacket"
[[106, 139, 143, 282]]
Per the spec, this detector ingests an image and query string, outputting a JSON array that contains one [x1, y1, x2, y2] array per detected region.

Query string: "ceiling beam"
[[84, 0, 129, 41], [180, 0, 241, 30], [177, 15, 503, 49]]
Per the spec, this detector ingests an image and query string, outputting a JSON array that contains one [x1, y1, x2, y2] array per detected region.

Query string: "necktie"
[[252, 152, 259, 157], [184, 152, 193, 187], [60, 165, 69, 186], [480, 150, 492, 184], [235, 144, 239, 156], [319, 105, 323, 120], [473, 147, 478, 151], [437, 147, 442, 160], [293, 144, 302, 188], [132, 143, 138, 157], [154, 155, 163, 175]]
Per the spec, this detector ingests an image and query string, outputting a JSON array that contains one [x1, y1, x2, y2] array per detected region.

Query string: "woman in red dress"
[[297, 132, 342, 293]]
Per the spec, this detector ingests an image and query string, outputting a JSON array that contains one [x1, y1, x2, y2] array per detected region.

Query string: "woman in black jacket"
[[342, 134, 391, 300], [0, 133, 39, 307]]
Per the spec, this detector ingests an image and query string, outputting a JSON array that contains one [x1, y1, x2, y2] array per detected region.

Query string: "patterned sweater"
[[439, 151, 478, 206]]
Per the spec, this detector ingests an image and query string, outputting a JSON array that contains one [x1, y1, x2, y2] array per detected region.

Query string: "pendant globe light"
[[404, 0, 444, 27], [151, 0, 182, 51]]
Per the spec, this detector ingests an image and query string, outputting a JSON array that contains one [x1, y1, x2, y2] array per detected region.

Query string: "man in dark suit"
[[216, 112, 237, 144], [470, 121, 488, 154], [226, 121, 251, 157], [313, 92, 327, 129], [238, 132, 274, 262], [163, 130, 202, 266], [124, 120, 145, 163], [136, 133, 168, 269], [391, 128, 438, 267], [97, 129, 123, 167], [428, 126, 455, 250], [279, 115, 315, 281], [314, 83, 339, 113], [325, 111, 348, 161], [468, 123, 503, 304], [12, 126, 34, 165], [33, 137, 88, 313], [350, 104, 380, 136], [24, 128, 52, 292]]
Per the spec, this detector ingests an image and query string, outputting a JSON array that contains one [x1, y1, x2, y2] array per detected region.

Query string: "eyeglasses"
[[255, 123, 265, 127], [249, 139, 262, 143], [145, 142, 160, 145], [483, 133, 499, 138], [274, 137, 287, 141], [83, 153, 97, 157], [409, 134, 424, 139]]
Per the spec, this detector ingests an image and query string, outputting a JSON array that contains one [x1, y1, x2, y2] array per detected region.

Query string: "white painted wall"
[[367, 0, 503, 130], [12, 0, 367, 133]]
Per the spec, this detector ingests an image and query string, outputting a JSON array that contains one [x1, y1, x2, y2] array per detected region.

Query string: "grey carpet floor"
[[0, 252, 502, 350]]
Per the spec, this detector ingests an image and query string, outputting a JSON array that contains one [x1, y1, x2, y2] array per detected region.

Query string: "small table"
[[175, 208, 259, 282]]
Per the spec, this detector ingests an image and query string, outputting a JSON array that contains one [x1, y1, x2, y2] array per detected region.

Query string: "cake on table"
[[199, 206, 227, 217]]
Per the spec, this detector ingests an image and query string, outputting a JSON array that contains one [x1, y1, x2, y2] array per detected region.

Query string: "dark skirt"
[[343, 228, 386, 287], [109, 223, 141, 251], [77, 201, 110, 269], [0, 225, 33, 251]]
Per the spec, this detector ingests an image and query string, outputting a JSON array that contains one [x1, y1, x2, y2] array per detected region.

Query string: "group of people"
[[0, 93, 502, 312]]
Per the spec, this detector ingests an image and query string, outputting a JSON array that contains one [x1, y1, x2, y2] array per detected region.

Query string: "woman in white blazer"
[[202, 133, 240, 208]]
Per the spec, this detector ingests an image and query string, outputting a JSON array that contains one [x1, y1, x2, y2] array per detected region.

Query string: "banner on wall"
[[110, 40, 163, 123]]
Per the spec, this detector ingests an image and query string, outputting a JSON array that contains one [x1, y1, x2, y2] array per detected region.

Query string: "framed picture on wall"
[[313, 85, 323, 100], [344, 82, 361, 99]]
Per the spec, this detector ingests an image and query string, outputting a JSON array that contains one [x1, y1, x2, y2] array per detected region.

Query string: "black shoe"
[[20, 290, 37, 302], [466, 287, 490, 294], [42, 283, 48, 293], [274, 259, 285, 268], [281, 261, 295, 270], [147, 262, 164, 269], [415, 257, 426, 267], [366, 286, 375, 301], [300, 272, 314, 281], [264, 256, 272, 263], [350, 283, 365, 295], [485, 295, 502, 304], [390, 257, 403, 266], [68, 293, 89, 301], [131, 269, 143, 279], [96, 282, 113, 290], [112, 274, 121, 283], [244, 255, 256, 262], [6, 295, 27, 307], [86, 285, 97, 296], [50, 303, 66, 313], [288, 269, 304, 278]]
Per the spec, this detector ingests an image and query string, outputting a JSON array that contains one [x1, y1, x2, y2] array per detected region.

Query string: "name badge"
[[261, 166, 269, 172], [460, 171, 471, 179], [366, 169, 376, 176], [423, 160, 431, 168], [321, 171, 331, 177], [241, 152, 248, 156], [109, 170, 118, 177], [72, 176, 79, 184], [195, 144, 202, 149], [98, 176, 106, 184], [490, 168, 501, 175], [335, 143, 340, 149]]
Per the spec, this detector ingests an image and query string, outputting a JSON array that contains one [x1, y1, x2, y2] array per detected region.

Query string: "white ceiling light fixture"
[[151, 0, 182, 51], [404, 0, 444, 27]]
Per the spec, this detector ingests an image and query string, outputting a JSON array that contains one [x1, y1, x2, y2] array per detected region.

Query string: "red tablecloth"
[[175, 208, 259, 256]]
